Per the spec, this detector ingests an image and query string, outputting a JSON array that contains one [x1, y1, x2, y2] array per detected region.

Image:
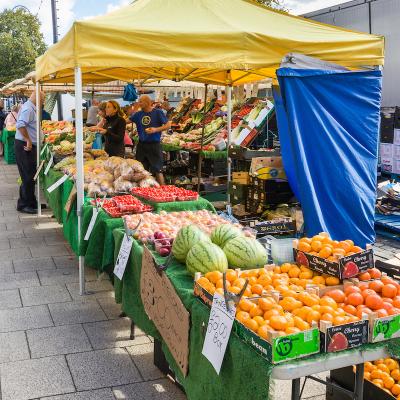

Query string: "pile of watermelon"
[[172, 224, 267, 276]]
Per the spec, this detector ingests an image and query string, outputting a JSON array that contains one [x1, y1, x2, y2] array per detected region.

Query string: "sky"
[[0, 0, 347, 45]]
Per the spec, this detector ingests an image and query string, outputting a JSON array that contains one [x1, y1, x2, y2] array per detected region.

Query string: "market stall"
[[33, 0, 388, 398]]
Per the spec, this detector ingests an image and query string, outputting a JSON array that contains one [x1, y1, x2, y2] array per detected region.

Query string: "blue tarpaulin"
[[274, 68, 382, 247]]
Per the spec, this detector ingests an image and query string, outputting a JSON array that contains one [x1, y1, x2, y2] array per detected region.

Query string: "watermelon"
[[210, 224, 243, 248], [172, 225, 211, 263], [186, 242, 228, 276], [223, 237, 267, 269]]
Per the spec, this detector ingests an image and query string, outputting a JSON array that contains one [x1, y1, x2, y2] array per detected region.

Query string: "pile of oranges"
[[196, 264, 341, 300], [297, 233, 364, 262], [324, 274, 400, 319], [363, 358, 400, 398]]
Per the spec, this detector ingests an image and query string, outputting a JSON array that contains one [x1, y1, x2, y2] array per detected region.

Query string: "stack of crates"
[[3, 130, 16, 164]]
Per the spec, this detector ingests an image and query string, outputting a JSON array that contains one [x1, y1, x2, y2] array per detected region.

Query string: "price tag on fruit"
[[44, 153, 54, 176], [84, 208, 99, 241], [47, 174, 68, 193], [202, 293, 236, 374], [113, 234, 133, 280]]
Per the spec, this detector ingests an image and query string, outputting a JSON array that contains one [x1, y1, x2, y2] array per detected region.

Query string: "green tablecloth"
[[42, 169, 64, 223], [80, 197, 215, 272]]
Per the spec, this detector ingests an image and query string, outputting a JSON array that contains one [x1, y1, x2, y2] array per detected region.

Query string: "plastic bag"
[[138, 177, 159, 188], [113, 177, 135, 193]]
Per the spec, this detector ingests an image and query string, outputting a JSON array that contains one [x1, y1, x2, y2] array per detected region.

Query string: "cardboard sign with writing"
[[141, 246, 189, 376]]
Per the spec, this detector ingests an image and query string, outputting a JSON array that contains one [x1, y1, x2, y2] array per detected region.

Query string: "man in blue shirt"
[[130, 95, 171, 185], [15, 90, 45, 214]]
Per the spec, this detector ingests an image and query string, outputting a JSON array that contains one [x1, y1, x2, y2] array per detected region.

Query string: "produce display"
[[223, 236, 267, 269], [131, 185, 198, 202], [93, 195, 153, 218], [362, 358, 400, 398], [172, 225, 211, 262], [186, 242, 228, 276], [53, 156, 159, 196]]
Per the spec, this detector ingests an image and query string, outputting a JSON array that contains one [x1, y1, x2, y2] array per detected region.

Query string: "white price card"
[[33, 160, 45, 182], [47, 174, 68, 193], [202, 293, 236, 374], [84, 208, 99, 241], [40, 143, 48, 157], [113, 234, 133, 280], [44, 153, 54, 176]]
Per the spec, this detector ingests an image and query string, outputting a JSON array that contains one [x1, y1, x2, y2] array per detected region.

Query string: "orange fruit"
[[225, 269, 238, 283], [258, 297, 276, 311], [298, 242, 312, 252], [232, 278, 246, 288], [270, 315, 288, 331], [215, 288, 224, 295], [385, 359, 399, 371], [280, 297, 302, 312], [369, 280, 384, 293], [250, 306, 264, 318], [344, 286, 362, 295], [392, 369, 400, 380], [384, 376, 395, 389], [350, 245, 363, 253], [311, 240, 323, 252], [320, 313, 334, 322], [320, 305, 335, 315], [288, 266, 301, 278], [244, 318, 259, 332], [298, 292, 319, 307], [299, 270, 313, 280], [299, 237, 312, 244], [392, 384, 400, 396], [393, 297, 400, 308], [378, 309, 389, 318], [365, 294, 384, 310], [326, 289, 346, 303], [257, 324, 270, 340], [347, 292, 364, 307], [248, 276, 258, 286], [343, 304, 357, 315], [306, 310, 321, 324], [216, 279, 230, 289], [253, 316, 266, 327], [228, 286, 241, 294], [325, 276, 340, 286], [356, 307, 372, 319], [197, 277, 211, 288], [368, 268, 382, 279], [377, 363, 391, 374], [344, 239, 354, 246], [333, 316, 346, 326], [364, 371, 371, 380], [312, 276, 325, 285], [236, 311, 251, 324], [337, 241, 351, 252], [251, 284, 264, 296], [293, 316, 310, 331], [371, 370, 384, 380], [383, 284, 398, 299], [294, 306, 312, 320], [285, 326, 301, 334], [358, 272, 372, 281], [263, 309, 282, 320], [319, 247, 332, 259], [320, 296, 338, 309], [205, 271, 223, 284], [365, 361, 374, 372], [284, 314, 295, 327], [238, 298, 256, 312], [362, 288, 376, 299], [372, 379, 383, 388], [332, 248, 346, 257]]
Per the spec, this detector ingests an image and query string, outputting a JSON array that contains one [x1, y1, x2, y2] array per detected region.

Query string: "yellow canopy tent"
[[35, 0, 384, 295], [36, 0, 384, 85]]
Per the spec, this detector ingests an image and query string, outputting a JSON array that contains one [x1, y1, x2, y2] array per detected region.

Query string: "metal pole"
[[35, 81, 41, 217], [74, 66, 85, 295], [196, 84, 208, 194], [226, 85, 232, 204], [51, 0, 63, 120]]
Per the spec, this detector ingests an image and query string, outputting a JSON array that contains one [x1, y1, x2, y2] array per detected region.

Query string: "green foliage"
[[0, 8, 46, 85], [255, 0, 287, 11]]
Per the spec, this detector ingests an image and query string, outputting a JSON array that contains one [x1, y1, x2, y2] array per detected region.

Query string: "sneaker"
[[19, 207, 37, 214]]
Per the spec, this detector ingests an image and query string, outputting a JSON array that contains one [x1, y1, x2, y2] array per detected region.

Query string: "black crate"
[[395, 106, 400, 129], [249, 176, 292, 194], [380, 111, 395, 143], [189, 152, 227, 176], [228, 182, 248, 199]]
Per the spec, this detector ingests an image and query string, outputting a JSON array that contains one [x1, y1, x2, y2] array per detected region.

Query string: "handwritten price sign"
[[202, 293, 236, 374]]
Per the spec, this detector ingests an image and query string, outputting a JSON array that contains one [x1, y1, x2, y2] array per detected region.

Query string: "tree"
[[255, 0, 287, 11], [0, 8, 46, 85]]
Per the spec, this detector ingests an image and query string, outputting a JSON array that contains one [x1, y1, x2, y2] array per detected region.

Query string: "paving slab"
[[83, 318, 150, 350], [49, 299, 107, 325], [27, 324, 92, 358], [0, 271, 40, 290], [113, 379, 187, 400], [40, 388, 116, 400], [0, 239, 10, 250], [38, 267, 97, 286], [67, 348, 141, 391], [0, 260, 14, 274], [0, 304, 53, 332], [31, 244, 72, 258], [126, 343, 164, 381], [0, 355, 75, 400], [97, 297, 122, 320], [6, 221, 37, 231], [10, 236, 47, 249], [13, 256, 56, 273], [66, 280, 113, 300], [20, 284, 72, 306], [0, 229, 25, 239], [0, 288, 22, 310], [0, 331, 30, 363], [44, 235, 70, 246], [24, 228, 63, 238], [0, 246, 32, 260], [53, 255, 79, 268]]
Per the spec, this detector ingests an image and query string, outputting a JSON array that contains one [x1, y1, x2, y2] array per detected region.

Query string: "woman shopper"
[[88, 102, 107, 149], [4, 103, 21, 131], [92, 100, 126, 157]]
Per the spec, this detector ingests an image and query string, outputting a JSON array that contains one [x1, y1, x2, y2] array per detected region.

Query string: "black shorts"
[[136, 141, 163, 174]]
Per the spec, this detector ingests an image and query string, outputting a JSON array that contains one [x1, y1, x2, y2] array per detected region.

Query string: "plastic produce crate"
[[3, 130, 16, 165]]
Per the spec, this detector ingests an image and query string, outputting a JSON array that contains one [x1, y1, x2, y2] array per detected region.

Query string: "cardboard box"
[[250, 156, 282, 173], [380, 143, 393, 157], [393, 159, 400, 174], [232, 172, 249, 184], [394, 145, 400, 159], [369, 312, 400, 343], [394, 129, 400, 145]]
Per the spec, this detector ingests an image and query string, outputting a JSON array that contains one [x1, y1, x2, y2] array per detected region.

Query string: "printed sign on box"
[[380, 143, 394, 157]]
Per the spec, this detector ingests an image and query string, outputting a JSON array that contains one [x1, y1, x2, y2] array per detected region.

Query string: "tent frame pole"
[[36, 81, 42, 217], [196, 84, 208, 193], [74, 66, 86, 296], [226, 85, 232, 204]]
